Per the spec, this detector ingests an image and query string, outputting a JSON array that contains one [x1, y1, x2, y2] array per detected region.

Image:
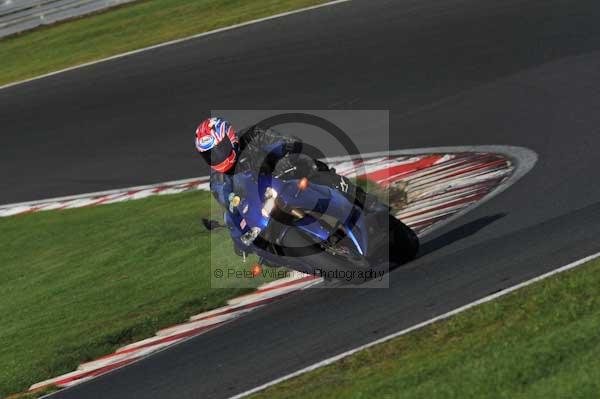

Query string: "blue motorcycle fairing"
[[225, 171, 368, 258]]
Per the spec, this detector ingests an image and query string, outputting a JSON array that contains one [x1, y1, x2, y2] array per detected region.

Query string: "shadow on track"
[[418, 213, 507, 256]]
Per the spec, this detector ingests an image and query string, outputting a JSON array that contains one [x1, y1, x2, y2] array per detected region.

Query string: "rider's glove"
[[283, 139, 302, 155], [274, 153, 316, 180]]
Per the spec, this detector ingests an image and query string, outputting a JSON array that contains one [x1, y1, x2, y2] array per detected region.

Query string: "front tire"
[[277, 227, 376, 282]]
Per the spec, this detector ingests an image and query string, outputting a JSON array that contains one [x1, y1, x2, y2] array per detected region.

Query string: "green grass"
[[0, 0, 330, 87], [251, 258, 600, 399], [0, 190, 273, 398]]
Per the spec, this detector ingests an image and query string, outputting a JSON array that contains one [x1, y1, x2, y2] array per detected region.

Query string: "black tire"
[[362, 211, 419, 266], [277, 227, 379, 282], [388, 216, 419, 264]]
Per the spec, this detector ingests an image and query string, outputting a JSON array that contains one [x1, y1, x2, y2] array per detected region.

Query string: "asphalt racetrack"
[[3, 0, 600, 397]]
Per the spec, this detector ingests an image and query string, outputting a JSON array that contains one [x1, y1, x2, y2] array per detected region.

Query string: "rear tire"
[[363, 213, 419, 266], [388, 216, 419, 264]]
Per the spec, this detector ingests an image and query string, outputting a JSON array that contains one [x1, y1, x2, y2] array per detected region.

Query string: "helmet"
[[195, 117, 238, 173]]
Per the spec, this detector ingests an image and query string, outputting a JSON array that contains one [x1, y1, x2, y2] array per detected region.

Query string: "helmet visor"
[[200, 137, 234, 167]]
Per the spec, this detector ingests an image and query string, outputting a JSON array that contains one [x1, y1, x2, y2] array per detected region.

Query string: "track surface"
[[3, 0, 600, 397]]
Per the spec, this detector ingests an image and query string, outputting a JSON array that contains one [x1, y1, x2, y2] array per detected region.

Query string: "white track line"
[[24, 146, 533, 395], [0, 0, 352, 92], [228, 251, 600, 399]]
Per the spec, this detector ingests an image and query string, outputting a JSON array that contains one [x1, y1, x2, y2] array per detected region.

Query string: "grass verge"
[[0, 0, 331, 87], [251, 258, 600, 399], [0, 190, 272, 397]]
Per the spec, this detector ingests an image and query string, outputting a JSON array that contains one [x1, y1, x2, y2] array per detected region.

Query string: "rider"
[[194, 117, 375, 254]]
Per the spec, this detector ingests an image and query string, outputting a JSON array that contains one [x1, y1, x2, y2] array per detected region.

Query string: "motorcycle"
[[206, 169, 419, 282]]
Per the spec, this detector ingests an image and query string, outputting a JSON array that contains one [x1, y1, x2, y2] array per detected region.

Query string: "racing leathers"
[[209, 124, 373, 259]]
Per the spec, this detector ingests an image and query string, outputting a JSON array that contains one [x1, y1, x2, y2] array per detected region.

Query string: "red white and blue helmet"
[[195, 117, 238, 173]]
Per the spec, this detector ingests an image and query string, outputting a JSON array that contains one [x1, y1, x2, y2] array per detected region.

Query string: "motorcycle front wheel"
[[277, 227, 386, 283]]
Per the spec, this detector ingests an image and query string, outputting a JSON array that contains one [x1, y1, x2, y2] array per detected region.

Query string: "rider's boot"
[[314, 166, 382, 213]]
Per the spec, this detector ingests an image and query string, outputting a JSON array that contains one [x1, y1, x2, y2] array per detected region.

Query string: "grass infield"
[[0, 190, 273, 397], [0, 0, 330, 87], [250, 258, 600, 399]]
